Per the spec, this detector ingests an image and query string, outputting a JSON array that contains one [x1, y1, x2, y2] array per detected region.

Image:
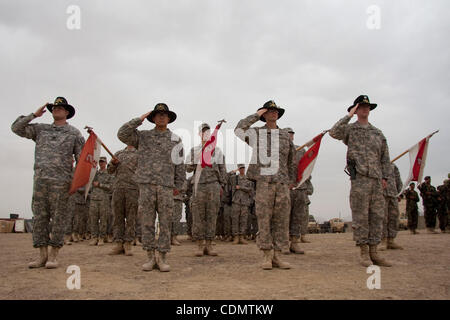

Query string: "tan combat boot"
[[107, 235, 114, 243], [123, 242, 133, 256], [414, 229, 419, 234], [195, 240, 204, 257], [97, 238, 105, 246], [89, 237, 98, 246], [427, 228, 438, 234], [109, 242, 124, 255], [378, 238, 388, 251], [387, 238, 403, 250], [45, 246, 59, 269], [272, 250, 291, 269], [85, 233, 91, 240], [157, 252, 171, 272], [205, 240, 218, 256], [64, 235, 72, 245], [28, 246, 48, 268], [171, 235, 181, 246], [261, 249, 273, 270], [359, 244, 372, 267], [300, 234, 311, 243], [369, 244, 392, 267], [239, 235, 248, 245], [289, 236, 305, 254], [142, 250, 157, 271], [72, 233, 79, 243], [232, 236, 239, 245]]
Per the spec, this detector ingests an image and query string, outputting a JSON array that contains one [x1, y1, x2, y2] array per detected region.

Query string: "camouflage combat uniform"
[[436, 183, 448, 232], [418, 182, 438, 229], [118, 118, 185, 253], [235, 113, 296, 252], [172, 180, 187, 237], [222, 171, 235, 239], [186, 146, 226, 241], [89, 169, 113, 239], [11, 113, 85, 248], [329, 115, 391, 246], [231, 173, 254, 236], [107, 147, 139, 243], [66, 192, 76, 236], [382, 163, 403, 239], [403, 188, 420, 230], [183, 176, 193, 237], [73, 188, 89, 237]]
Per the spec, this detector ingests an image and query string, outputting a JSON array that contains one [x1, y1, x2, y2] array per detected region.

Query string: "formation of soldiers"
[[11, 96, 449, 272]]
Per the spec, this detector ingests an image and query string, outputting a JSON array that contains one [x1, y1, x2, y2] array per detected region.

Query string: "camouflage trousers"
[[437, 206, 448, 231], [89, 198, 110, 238], [255, 181, 290, 251], [74, 202, 89, 236], [31, 178, 70, 248], [135, 203, 143, 239], [350, 174, 385, 246], [231, 203, 250, 236], [382, 196, 399, 239], [191, 182, 221, 241], [65, 195, 76, 235], [107, 197, 113, 236], [171, 199, 183, 236], [112, 188, 138, 243], [406, 207, 419, 230], [223, 203, 232, 236], [139, 184, 172, 253], [289, 189, 308, 237], [184, 200, 192, 236], [216, 205, 224, 236], [424, 205, 437, 228]]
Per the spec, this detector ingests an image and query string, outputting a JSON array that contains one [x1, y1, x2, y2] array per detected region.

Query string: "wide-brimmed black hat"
[[47, 97, 75, 119], [347, 95, 377, 112], [257, 100, 285, 122], [147, 103, 177, 123]]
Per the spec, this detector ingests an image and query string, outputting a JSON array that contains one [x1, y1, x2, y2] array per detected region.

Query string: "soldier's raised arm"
[[11, 104, 48, 140], [117, 111, 150, 148], [234, 108, 266, 144], [329, 104, 358, 144]]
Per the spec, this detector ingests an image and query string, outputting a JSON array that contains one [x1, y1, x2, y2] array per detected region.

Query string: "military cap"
[[286, 127, 295, 133], [237, 163, 245, 169], [198, 123, 211, 133], [46, 97, 75, 119], [347, 95, 377, 112], [424, 176, 431, 180], [99, 156, 107, 162], [147, 103, 177, 123], [257, 100, 285, 122], [409, 182, 415, 186]]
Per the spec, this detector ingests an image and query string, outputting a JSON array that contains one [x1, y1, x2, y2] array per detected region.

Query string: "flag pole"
[[391, 130, 439, 163], [84, 126, 118, 161], [296, 130, 329, 151]]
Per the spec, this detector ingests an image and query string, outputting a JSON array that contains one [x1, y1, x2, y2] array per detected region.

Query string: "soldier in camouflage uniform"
[[235, 101, 296, 270], [89, 156, 113, 246], [329, 95, 392, 267], [171, 180, 187, 245], [118, 103, 185, 272], [11, 97, 85, 269], [107, 145, 139, 256], [436, 180, 448, 233], [184, 176, 194, 240], [186, 123, 226, 257], [72, 186, 89, 242], [230, 164, 254, 245], [418, 176, 439, 233], [403, 183, 420, 234], [223, 170, 236, 241], [381, 163, 404, 250]]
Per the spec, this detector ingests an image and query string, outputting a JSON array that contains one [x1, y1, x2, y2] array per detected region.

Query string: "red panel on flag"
[[411, 138, 426, 181], [69, 132, 98, 194], [297, 133, 324, 183]]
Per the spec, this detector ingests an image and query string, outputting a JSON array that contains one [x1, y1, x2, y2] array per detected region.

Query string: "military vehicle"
[[307, 215, 321, 234], [329, 218, 346, 233]]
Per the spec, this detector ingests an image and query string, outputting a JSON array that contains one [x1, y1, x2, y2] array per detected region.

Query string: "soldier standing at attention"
[[329, 95, 392, 267], [235, 100, 296, 270], [230, 164, 254, 245], [118, 103, 185, 272], [418, 176, 439, 234], [11, 97, 85, 269], [89, 156, 113, 246], [186, 123, 226, 257], [436, 180, 448, 233], [107, 145, 139, 256], [381, 163, 404, 250], [403, 183, 420, 234]]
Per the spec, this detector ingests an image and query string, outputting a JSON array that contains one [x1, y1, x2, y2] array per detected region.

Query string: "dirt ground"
[[0, 231, 449, 300]]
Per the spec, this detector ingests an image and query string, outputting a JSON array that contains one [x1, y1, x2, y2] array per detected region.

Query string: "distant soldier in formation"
[[108, 145, 139, 256], [184, 176, 193, 241], [89, 156, 113, 246], [72, 186, 89, 242], [418, 176, 439, 234], [403, 183, 420, 234], [186, 123, 226, 257], [329, 95, 392, 267], [436, 180, 448, 233], [246, 192, 257, 241], [230, 164, 254, 245], [381, 163, 403, 250], [235, 101, 296, 270], [11, 97, 85, 269], [118, 103, 185, 272], [223, 170, 236, 241]]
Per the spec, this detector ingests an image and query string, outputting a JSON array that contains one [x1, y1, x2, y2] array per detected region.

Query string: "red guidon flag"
[[201, 120, 224, 168], [295, 132, 326, 188], [69, 130, 102, 198], [401, 137, 430, 192]]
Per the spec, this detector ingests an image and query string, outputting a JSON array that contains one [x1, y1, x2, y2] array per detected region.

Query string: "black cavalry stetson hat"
[[147, 103, 177, 123], [347, 95, 377, 112], [257, 100, 285, 122], [47, 97, 75, 119]]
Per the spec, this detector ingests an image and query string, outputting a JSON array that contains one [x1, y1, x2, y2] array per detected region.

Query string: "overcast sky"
[[1, 0, 449, 222]]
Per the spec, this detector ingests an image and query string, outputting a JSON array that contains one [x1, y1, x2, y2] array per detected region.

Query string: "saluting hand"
[[140, 111, 152, 122], [34, 104, 48, 117], [256, 108, 268, 117], [348, 103, 359, 118]]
